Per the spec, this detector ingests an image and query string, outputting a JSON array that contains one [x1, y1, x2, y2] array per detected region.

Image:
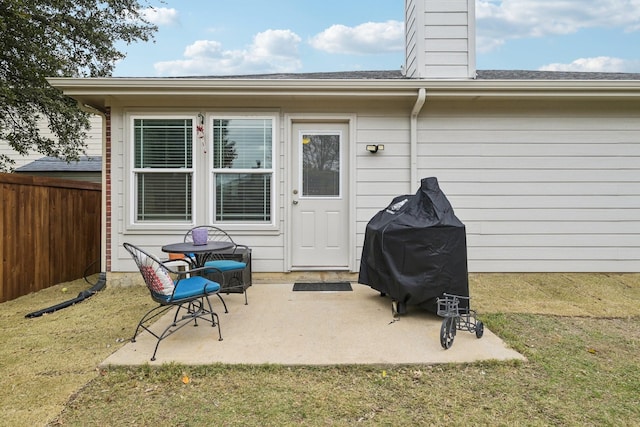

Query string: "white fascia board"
[[47, 77, 640, 105]]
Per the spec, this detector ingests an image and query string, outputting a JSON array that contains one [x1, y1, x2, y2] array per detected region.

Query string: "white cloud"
[[139, 7, 179, 26], [154, 29, 302, 76], [477, 0, 640, 51], [309, 20, 404, 54], [476, 35, 505, 53], [539, 56, 640, 72], [184, 40, 222, 58], [253, 29, 301, 58]]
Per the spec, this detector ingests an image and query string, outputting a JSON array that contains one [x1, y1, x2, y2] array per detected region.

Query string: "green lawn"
[[1, 273, 638, 426]]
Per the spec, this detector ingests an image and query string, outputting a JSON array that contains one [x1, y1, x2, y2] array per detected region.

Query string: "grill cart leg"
[[391, 300, 407, 316]]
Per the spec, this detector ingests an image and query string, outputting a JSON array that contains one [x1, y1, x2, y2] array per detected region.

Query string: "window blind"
[[212, 118, 274, 223], [134, 118, 193, 222]]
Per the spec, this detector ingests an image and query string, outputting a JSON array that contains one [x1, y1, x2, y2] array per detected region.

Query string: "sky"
[[113, 0, 640, 77]]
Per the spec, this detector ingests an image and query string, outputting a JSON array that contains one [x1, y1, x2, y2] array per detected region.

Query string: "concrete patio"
[[102, 281, 525, 366]]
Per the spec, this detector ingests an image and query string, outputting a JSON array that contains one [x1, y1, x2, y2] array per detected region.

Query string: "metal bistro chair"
[[123, 243, 223, 361], [184, 226, 251, 305]]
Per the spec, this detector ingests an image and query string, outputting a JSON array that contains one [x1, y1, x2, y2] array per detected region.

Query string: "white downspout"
[[410, 88, 427, 190], [78, 103, 108, 274]]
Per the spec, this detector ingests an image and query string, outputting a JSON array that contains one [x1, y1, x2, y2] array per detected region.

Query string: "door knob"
[[292, 200, 298, 205]]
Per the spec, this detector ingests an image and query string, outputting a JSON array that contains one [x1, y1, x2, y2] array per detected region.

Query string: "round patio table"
[[161, 241, 234, 268]]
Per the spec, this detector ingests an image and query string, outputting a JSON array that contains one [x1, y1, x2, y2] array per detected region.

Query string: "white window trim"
[[127, 113, 198, 230], [123, 111, 280, 234], [207, 113, 278, 232]]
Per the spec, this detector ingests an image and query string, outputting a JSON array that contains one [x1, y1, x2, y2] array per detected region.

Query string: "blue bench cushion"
[[204, 259, 246, 272], [156, 276, 220, 302]]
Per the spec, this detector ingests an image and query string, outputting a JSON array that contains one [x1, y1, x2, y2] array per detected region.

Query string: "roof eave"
[[47, 77, 640, 110]]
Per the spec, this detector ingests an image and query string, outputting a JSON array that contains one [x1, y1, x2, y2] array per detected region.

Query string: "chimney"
[[404, 0, 476, 79]]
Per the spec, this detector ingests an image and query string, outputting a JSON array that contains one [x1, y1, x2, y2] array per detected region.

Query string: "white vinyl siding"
[[355, 112, 413, 272], [353, 99, 640, 273], [404, 0, 475, 79], [108, 93, 639, 275], [115, 111, 281, 273], [0, 115, 103, 169], [404, 0, 419, 77], [416, 99, 640, 272]]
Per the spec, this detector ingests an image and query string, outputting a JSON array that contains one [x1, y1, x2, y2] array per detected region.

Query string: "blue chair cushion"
[[204, 259, 246, 272], [157, 276, 220, 302]]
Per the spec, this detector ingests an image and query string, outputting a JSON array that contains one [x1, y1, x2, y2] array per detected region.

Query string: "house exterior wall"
[[404, 0, 476, 79], [109, 107, 290, 273], [106, 92, 640, 274], [416, 97, 640, 272], [0, 115, 103, 169], [108, 96, 416, 274]]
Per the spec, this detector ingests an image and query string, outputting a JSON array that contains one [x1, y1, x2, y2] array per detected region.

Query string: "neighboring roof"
[[16, 156, 102, 172]]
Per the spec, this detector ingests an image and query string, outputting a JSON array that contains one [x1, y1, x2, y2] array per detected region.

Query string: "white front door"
[[290, 122, 349, 269]]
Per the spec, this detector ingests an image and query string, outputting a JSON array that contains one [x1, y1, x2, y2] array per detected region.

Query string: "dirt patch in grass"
[[1, 273, 638, 426]]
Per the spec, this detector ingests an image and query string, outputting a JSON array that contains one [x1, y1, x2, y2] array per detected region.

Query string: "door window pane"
[[301, 133, 340, 197]]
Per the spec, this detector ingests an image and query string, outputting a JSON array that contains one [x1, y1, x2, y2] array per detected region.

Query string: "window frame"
[[207, 113, 278, 230], [128, 114, 197, 229]]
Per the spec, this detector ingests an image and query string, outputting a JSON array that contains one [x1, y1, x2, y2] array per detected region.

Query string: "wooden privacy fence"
[[0, 173, 101, 303]]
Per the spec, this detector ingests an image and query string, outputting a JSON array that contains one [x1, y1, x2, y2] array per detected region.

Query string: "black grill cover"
[[358, 177, 469, 313]]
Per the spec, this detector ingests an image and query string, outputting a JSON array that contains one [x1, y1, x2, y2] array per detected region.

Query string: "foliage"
[[0, 0, 157, 171]]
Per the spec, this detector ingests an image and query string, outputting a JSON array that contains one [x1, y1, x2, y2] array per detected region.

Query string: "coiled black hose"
[[25, 260, 106, 318]]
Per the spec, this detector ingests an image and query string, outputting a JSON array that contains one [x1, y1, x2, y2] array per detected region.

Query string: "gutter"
[[47, 76, 640, 93], [410, 88, 427, 189]]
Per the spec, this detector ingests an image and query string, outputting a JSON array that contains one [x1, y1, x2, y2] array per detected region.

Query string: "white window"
[[211, 117, 274, 224], [132, 117, 194, 222]]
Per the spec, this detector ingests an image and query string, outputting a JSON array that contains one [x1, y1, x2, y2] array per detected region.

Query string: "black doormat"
[[292, 282, 352, 292]]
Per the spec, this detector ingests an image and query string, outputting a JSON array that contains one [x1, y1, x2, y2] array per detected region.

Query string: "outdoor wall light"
[[366, 144, 384, 153]]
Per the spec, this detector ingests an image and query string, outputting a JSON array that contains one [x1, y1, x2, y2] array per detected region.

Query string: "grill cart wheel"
[[475, 321, 484, 338], [440, 316, 456, 349]]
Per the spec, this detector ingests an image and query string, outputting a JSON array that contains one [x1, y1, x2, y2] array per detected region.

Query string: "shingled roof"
[[477, 70, 640, 80], [16, 156, 102, 172], [173, 69, 640, 81]]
